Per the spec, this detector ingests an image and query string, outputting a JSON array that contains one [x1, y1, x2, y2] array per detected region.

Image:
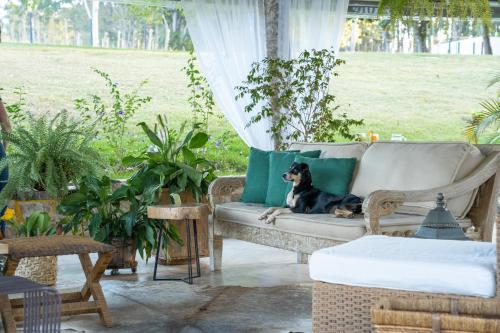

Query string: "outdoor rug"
[[60, 280, 312, 333]]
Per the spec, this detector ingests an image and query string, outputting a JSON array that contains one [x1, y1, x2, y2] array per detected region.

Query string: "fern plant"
[[0, 110, 101, 201], [465, 73, 500, 143]]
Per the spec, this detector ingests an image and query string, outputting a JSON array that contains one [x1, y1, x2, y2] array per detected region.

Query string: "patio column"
[[264, 0, 282, 149]]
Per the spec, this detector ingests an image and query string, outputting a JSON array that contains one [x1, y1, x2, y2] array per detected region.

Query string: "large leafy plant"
[[465, 73, 500, 143], [236, 48, 363, 150], [58, 175, 181, 259], [0, 111, 100, 200], [124, 115, 216, 203]]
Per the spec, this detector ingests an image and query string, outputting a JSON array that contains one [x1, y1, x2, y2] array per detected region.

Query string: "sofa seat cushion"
[[215, 202, 471, 243], [309, 235, 496, 297], [351, 142, 484, 218]]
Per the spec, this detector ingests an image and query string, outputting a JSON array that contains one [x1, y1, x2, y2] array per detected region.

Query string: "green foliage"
[[204, 130, 249, 174], [0, 110, 100, 200], [57, 175, 181, 259], [8, 211, 56, 237], [183, 50, 217, 131], [378, 0, 492, 28], [124, 115, 216, 203], [0, 86, 29, 124], [74, 68, 152, 172], [465, 72, 500, 143], [236, 48, 363, 149]]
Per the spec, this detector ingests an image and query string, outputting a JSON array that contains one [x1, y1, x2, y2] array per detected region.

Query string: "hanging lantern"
[[414, 193, 469, 240]]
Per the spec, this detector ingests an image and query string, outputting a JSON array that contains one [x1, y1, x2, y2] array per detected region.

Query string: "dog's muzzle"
[[282, 173, 292, 181]]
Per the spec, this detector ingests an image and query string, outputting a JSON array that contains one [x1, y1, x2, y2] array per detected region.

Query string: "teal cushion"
[[294, 155, 357, 196], [240, 148, 300, 204], [265, 150, 321, 207]]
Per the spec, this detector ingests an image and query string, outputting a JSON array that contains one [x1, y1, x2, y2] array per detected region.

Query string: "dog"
[[259, 162, 363, 224]]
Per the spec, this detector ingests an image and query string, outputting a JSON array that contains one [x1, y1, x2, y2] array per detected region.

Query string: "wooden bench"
[[0, 236, 115, 331]]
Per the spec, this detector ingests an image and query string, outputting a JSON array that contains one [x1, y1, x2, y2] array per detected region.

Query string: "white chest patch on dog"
[[286, 189, 299, 208]]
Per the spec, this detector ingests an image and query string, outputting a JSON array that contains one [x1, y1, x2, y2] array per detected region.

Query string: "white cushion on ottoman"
[[309, 236, 496, 298]]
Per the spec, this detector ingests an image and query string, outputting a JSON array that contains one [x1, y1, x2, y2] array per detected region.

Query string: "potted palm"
[[0, 111, 100, 282], [57, 175, 181, 274], [123, 115, 216, 264]]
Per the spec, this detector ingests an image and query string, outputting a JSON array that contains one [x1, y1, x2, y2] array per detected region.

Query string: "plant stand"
[[148, 204, 208, 284], [157, 190, 209, 265]]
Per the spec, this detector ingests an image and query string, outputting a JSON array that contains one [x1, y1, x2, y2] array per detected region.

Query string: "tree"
[[82, 0, 99, 47]]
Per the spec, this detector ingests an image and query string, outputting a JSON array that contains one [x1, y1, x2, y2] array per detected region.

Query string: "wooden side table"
[[147, 203, 209, 284], [0, 236, 115, 329]]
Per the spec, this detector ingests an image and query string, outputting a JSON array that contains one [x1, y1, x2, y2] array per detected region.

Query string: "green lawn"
[[0, 43, 498, 142]]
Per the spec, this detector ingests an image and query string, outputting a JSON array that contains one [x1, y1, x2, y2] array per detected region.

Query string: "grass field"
[[0, 43, 499, 143]]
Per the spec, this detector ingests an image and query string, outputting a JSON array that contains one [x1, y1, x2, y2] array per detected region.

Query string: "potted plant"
[[57, 175, 181, 274], [5, 210, 58, 285], [0, 111, 100, 281], [123, 115, 216, 263], [0, 110, 100, 216]]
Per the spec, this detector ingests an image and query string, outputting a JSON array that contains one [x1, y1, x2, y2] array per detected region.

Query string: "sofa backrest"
[[350, 142, 484, 218], [289, 142, 368, 160]]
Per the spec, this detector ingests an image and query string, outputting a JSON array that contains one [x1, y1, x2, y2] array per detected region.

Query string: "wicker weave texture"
[[0, 236, 115, 259], [15, 256, 57, 286], [312, 282, 488, 333], [372, 298, 500, 332]]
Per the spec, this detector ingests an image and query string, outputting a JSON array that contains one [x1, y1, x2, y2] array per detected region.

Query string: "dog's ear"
[[299, 163, 312, 185]]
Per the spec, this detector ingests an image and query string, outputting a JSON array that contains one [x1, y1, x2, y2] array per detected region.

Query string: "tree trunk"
[[482, 23, 493, 55], [91, 0, 99, 47], [28, 12, 34, 44], [415, 20, 429, 53], [264, 0, 281, 150]]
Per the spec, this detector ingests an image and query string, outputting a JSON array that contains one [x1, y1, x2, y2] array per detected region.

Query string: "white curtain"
[[181, 0, 273, 150], [279, 0, 349, 59], [182, 0, 349, 150]]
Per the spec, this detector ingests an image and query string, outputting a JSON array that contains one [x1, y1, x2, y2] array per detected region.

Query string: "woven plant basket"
[[372, 297, 500, 333], [15, 256, 57, 286]]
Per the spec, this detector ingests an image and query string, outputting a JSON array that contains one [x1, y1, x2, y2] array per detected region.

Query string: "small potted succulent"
[[57, 175, 181, 274]]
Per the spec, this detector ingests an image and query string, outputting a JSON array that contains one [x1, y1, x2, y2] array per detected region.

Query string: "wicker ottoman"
[[0, 236, 115, 330]]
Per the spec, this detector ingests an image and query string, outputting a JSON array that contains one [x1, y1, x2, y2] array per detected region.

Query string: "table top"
[[147, 203, 209, 220]]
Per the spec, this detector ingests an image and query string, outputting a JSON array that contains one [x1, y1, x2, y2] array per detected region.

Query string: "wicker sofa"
[[208, 142, 500, 271]]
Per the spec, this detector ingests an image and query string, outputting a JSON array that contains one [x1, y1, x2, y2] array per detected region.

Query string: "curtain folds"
[[182, 0, 349, 150], [182, 0, 273, 150]]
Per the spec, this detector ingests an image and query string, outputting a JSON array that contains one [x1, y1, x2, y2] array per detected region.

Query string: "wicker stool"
[[0, 236, 115, 328], [147, 203, 209, 284]]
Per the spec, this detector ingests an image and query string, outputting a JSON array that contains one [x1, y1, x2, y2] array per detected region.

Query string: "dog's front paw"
[[258, 212, 268, 220], [265, 216, 276, 224]]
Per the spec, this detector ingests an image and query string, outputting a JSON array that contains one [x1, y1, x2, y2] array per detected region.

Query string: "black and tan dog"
[[259, 162, 363, 224]]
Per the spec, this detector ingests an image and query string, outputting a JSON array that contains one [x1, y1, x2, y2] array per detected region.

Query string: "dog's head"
[[282, 162, 312, 186]]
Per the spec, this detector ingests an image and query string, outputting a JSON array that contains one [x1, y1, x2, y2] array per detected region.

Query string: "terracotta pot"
[[108, 237, 137, 274], [157, 189, 209, 265]]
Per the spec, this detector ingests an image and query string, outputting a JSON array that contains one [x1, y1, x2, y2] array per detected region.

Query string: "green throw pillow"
[[265, 150, 321, 207], [294, 155, 357, 196], [240, 148, 299, 204]]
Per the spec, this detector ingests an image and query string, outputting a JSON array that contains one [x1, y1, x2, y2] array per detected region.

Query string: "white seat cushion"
[[216, 202, 471, 242], [351, 142, 484, 218], [310, 236, 496, 297]]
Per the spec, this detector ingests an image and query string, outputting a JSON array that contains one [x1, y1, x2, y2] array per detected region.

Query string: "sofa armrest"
[[208, 176, 246, 210], [363, 152, 500, 235]]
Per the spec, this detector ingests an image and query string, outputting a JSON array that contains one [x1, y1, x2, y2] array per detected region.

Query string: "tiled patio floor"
[[55, 239, 312, 333]]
